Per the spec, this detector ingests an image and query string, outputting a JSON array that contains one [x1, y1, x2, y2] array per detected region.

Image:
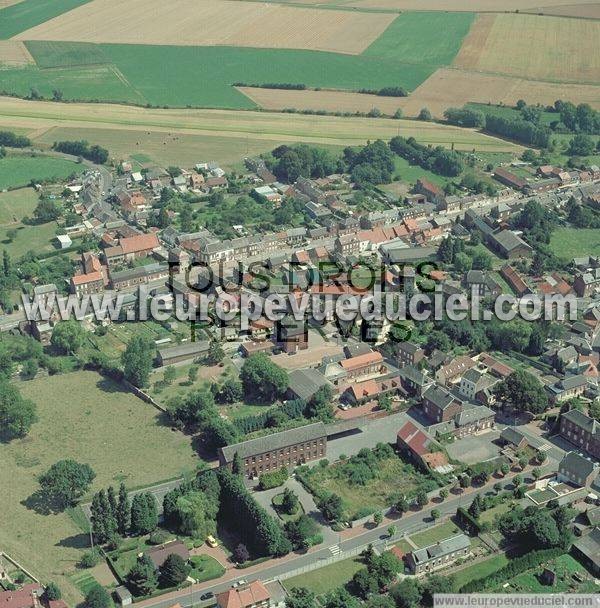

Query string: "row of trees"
[[0, 380, 38, 439], [52, 140, 109, 164], [0, 130, 31, 148], [389, 136, 463, 177], [90, 484, 159, 543]]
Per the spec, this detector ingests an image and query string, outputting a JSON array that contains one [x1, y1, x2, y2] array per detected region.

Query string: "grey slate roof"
[[288, 368, 332, 402], [412, 534, 470, 564], [572, 527, 600, 567], [559, 451, 599, 482], [157, 340, 210, 361], [423, 384, 456, 410], [220, 422, 326, 464], [562, 408, 598, 434], [456, 405, 494, 426]]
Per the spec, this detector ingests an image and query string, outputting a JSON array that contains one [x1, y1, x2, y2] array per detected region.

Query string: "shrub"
[[258, 467, 288, 491]]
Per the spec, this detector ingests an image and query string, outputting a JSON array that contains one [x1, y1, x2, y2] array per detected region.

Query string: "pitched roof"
[[0, 585, 43, 608], [339, 351, 383, 371], [145, 540, 189, 569], [559, 451, 599, 482], [411, 534, 470, 564], [72, 271, 103, 285], [119, 233, 160, 254], [423, 384, 457, 411], [216, 581, 270, 608], [220, 422, 326, 463], [397, 421, 431, 456], [572, 527, 600, 566], [288, 368, 332, 401]]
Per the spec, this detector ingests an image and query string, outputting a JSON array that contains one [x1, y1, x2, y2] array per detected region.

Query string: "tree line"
[[389, 136, 463, 177], [0, 130, 31, 148], [52, 140, 109, 164]]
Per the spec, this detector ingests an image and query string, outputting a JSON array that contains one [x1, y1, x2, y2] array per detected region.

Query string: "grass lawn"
[[392, 156, 449, 188], [285, 556, 365, 595], [189, 554, 225, 584], [550, 228, 600, 258], [304, 455, 431, 519], [272, 493, 305, 523], [0, 220, 60, 258], [479, 501, 514, 526], [452, 553, 510, 591], [0, 370, 198, 603], [0, 154, 84, 190], [0, 187, 38, 225], [393, 539, 413, 554], [409, 520, 461, 548], [498, 554, 590, 593]]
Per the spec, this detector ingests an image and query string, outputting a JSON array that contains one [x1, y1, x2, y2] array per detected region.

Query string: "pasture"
[[453, 13, 600, 84], [0, 371, 197, 602], [284, 556, 365, 595], [550, 228, 600, 258], [0, 154, 83, 190], [0, 0, 91, 39], [16, 0, 395, 55], [0, 187, 37, 224]]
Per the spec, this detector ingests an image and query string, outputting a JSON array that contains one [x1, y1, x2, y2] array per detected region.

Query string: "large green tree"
[[127, 555, 158, 596], [122, 335, 154, 387], [493, 369, 548, 414], [130, 492, 158, 535], [159, 553, 190, 588], [0, 381, 37, 439], [240, 353, 288, 403], [286, 587, 318, 608], [51, 320, 84, 354], [38, 459, 95, 507], [83, 586, 111, 608]]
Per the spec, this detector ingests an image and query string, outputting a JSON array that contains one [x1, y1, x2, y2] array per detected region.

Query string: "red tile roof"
[[0, 584, 42, 608], [340, 351, 383, 371], [120, 233, 160, 255], [71, 271, 103, 285], [216, 581, 270, 608], [397, 421, 430, 456]]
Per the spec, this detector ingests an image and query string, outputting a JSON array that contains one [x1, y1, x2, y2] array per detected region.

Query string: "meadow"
[[550, 228, 600, 259], [0, 154, 83, 189], [0, 0, 91, 39], [0, 187, 38, 224], [0, 370, 198, 602]]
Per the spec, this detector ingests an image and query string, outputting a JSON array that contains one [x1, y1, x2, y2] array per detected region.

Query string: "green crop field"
[[364, 11, 474, 64], [0, 10, 475, 109], [0, 154, 84, 190], [25, 40, 110, 68], [0, 0, 92, 39]]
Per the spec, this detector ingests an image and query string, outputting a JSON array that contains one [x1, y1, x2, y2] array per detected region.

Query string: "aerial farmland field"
[[15, 0, 396, 54], [454, 13, 600, 84]]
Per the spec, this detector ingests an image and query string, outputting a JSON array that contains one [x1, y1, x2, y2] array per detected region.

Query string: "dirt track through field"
[[523, 2, 600, 17], [13, 0, 395, 54]]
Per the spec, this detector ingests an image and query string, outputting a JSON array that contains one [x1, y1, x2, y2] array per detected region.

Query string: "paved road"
[[136, 464, 555, 608]]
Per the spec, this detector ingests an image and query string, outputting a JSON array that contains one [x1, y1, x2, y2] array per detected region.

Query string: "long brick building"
[[559, 409, 600, 459], [219, 422, 327, 478]]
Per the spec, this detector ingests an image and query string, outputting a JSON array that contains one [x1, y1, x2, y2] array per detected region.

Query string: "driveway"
[[252, 478, 339, 546], [445, 430, 503, 465], [325, 411, 410, 462]]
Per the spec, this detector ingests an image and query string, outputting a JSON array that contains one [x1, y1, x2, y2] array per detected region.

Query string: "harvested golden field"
[[281, 0, 600, 14], [238, 86, 408, 115], [0, 0, 24, 6], [453, 13, 600, 84], [14, 0, 395, 54], [0, 96, 521, 154], [402, 68, 600, 117], [0, 40, 33, 65], [524, 3, 600, 18]]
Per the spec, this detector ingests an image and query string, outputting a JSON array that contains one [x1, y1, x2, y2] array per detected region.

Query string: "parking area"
[[445, 429, 503, 465]]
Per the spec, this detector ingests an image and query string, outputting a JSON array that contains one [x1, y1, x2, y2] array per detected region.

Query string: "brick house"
[[219, 423, 327, 478], [559, 409, 600, 459], [396, 341, 425, 369], [422, 384, 462, 423], [406, 535, 471, 574], [217, 581, 271, 608], [339, 351, 386, 381]]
